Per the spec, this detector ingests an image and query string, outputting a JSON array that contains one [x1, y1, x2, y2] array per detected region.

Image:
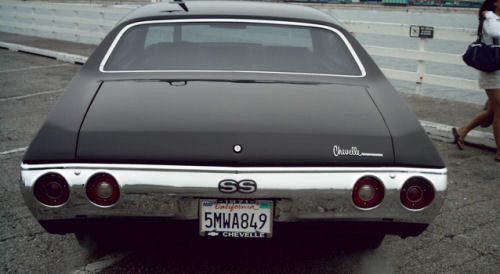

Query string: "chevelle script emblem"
[[218, 179, 257, 193], [333, 145, 383, 158]]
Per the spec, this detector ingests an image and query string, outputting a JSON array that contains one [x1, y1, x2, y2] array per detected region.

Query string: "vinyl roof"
[[119, 1, 339, 25]]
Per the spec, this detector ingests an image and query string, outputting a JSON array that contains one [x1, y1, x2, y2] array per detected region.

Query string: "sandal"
[[452, 128, 465, 150]]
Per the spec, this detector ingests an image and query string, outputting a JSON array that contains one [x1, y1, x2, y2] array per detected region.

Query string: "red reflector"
[[86, 173, 120, 206], [33, 173, 70, 206], [352, 176, 384, 209], [400, 177, 435, 210]]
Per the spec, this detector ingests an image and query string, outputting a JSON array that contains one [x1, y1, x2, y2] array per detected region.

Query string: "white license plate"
[[199, 199, 273, 238]]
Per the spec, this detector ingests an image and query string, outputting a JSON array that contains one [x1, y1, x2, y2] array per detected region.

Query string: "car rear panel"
[[76, 81, 394, 166]]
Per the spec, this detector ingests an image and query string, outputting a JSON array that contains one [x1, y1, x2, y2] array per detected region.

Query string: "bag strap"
[[478, 18, 484, 41]]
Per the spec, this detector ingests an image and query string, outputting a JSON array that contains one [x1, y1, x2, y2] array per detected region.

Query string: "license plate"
[[199, 199, 273, 238]]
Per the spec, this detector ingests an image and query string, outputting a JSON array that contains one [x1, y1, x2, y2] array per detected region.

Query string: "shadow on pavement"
[[79, 230, 394, 273]]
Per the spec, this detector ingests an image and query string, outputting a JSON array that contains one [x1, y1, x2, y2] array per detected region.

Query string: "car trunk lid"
[[76, 81, 394, 166]]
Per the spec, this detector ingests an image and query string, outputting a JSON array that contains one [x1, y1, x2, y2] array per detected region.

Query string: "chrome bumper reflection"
[[20, 163, 447, 224]]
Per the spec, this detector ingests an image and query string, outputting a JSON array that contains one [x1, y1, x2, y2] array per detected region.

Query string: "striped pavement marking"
[[0, 63, 71, 73], [0, 147, 27, 156], [0, 88, 64, 102]]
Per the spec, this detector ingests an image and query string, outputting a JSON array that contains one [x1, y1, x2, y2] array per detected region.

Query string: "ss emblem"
[[218, 179, 257, 194]]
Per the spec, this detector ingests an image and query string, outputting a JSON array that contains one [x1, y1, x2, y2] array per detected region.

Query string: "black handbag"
[[463, 36, 500, 72]]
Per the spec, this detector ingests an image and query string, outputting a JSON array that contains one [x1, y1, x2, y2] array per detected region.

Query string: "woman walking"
[[453, 0, 500, 162]]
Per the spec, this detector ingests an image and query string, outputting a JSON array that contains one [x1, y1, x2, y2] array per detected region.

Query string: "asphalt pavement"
[[0, 32, 499, 273]]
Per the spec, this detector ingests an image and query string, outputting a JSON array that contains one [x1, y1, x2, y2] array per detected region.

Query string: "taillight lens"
[[86, 173, 120, 206], [352, 176, 385, 209], [33, 173, 70, 206], [400, 177, 435, 210]]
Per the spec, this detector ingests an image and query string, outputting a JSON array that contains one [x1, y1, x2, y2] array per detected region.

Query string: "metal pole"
[[74, 9, 80, 43], [99, 11, 105, 45], [51, 8, 56, 40], [13, 5, 18, 33], [31, 7, 35, 36], [416, 38, 427, 95]]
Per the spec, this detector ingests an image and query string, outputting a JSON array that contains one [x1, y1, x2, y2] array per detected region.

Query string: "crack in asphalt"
[[0, 231, 44, 243], [445, 254, 483, 270], [453, 237, 499, 259], [456, 198, 498, 211], [398, 231, 449, 259], [432, 209, 499, 240], [399, 240, 485, 272], [0, 154, 22, 161], [395, 249, 428, 271], [460, 219, 498, 235]]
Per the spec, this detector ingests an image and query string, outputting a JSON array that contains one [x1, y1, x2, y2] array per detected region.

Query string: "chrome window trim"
[[99, 18, 367, 78]]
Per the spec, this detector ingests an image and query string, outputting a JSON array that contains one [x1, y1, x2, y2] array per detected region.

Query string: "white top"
[[482, 11, 500, 45]]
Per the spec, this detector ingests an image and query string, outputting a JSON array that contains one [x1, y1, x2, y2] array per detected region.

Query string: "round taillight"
[[400, 177, 435, 210], [33, 173, 70, 206], [86, 173, 120, 206], [352, 176, 385, 209]]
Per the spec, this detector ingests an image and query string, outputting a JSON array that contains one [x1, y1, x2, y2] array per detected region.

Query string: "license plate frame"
[[199, 199, 273, 238]]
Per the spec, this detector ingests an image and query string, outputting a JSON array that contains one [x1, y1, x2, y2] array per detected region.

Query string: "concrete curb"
[[0, 41, 87, 65], [0, 41, 496, 152], [420, 120, 496, 151]]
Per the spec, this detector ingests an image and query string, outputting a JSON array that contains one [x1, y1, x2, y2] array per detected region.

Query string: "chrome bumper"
[[20, 163, 447, 225]]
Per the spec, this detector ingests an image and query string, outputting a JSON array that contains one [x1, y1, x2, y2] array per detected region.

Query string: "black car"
[[20, 1, 447, 249]]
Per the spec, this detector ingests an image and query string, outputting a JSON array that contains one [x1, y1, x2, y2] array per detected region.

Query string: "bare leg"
[[485, 89, 500, 159], [456, 97, 494, 147]]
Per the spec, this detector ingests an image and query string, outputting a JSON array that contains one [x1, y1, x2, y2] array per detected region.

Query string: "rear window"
[[103, 21, 363, 76]]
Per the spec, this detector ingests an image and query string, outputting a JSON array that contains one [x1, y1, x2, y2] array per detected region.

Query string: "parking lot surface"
[[1, 34, 499, 273]]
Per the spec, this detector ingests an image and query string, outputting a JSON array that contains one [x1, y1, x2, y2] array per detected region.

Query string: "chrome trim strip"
[[99, 18, 367, 78], [360, 153, 384, 157], [21, 163, 447, 176], [21, 163, 447, 192]]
